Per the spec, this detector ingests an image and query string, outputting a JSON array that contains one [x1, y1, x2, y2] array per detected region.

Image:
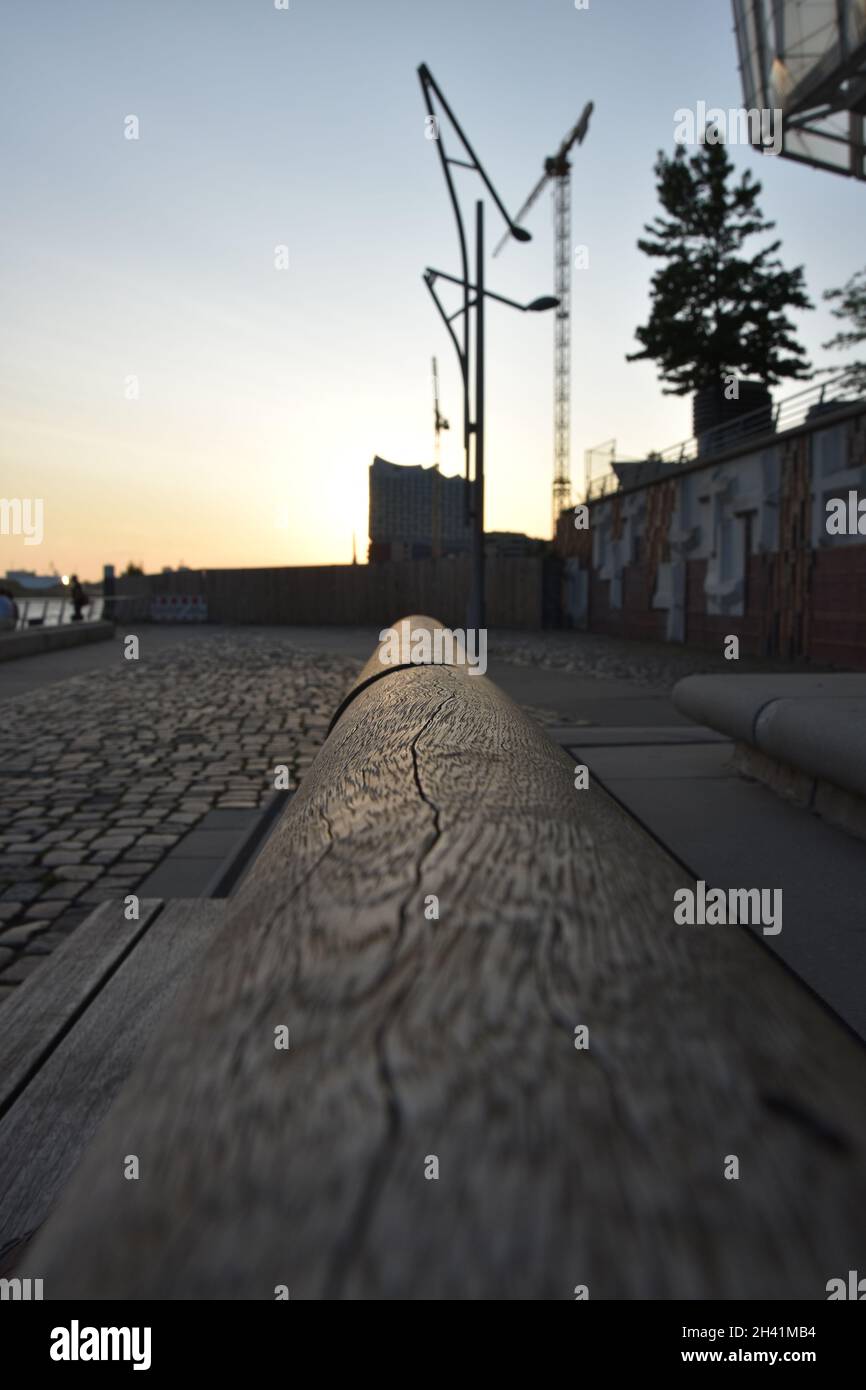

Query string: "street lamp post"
[[418, 63, 534, 629], [423, 251, 559, 629], [473, 200, 485, 631]]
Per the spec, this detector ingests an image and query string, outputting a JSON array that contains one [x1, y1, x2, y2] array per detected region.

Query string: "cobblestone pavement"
[[0, 632, 358, 1002], [488, 630, 829, 690], [0, 624, 834, 1005]]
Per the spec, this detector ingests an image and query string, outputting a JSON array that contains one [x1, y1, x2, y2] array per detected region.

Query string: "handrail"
[[9, 593, 149, 632], [11, 596, 90, 630], [328, 613, 474, 732], [585, 372, 864, 499], [23, 617, 866, 1299]]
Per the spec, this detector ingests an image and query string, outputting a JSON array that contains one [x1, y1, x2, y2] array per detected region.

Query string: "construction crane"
[[432, 356, 449, 465], [431, 356, 449, 559], [494, 102, 593, 533]]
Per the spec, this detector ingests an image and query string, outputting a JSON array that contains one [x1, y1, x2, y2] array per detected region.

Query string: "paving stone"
[[40, 882, 83, 900], [0, 630, 359, 995], [115, 843, 161, 859], [3, 883, 43, 903], [135, 857, 217, 896], [24, 901, 65, 920], [198, 808, 259, 830], [0, 930, 34, 948], [173, 828, 246, 858]]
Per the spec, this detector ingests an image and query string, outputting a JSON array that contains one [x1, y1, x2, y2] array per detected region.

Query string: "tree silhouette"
[[627, 136, 812, 396], [822, 269, 866, 393]]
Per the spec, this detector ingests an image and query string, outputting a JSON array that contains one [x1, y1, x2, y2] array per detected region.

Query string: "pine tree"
[[822, 269, 866, 393], [627, 136, 812, 395]]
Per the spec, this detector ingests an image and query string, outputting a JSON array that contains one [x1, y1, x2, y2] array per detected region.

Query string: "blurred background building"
[[367, 455, 472, 562], [368, 455, 543, 563]]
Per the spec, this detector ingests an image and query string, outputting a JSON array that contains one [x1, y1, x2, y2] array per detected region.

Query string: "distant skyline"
[[2, 0, 865, 579]]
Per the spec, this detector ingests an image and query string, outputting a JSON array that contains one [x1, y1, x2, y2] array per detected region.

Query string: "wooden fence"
[[118, 557, 544, 629]]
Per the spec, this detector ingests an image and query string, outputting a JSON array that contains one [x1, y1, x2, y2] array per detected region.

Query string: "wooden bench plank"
[[22, 660, 866, 1299], [0, 899, 224, 1268], [0, 899, 162, 1119]]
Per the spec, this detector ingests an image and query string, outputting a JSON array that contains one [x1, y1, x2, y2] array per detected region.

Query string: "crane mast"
[[493, 102, 592, 537]]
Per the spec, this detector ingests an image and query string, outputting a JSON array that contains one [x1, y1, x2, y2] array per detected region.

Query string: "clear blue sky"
[[2, 0, 864, 577]]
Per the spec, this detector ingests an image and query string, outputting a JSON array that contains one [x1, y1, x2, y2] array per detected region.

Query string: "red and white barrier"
[[149, 594, 208, 623]]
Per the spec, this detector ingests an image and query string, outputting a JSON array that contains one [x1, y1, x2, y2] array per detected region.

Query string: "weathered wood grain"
[[0, 900, 224, 1265], [0, 898, 162, 1119], [23, 661, 866, 1300], [330, 613, 460, 728]]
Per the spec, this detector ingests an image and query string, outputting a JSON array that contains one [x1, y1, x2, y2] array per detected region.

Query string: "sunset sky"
[[2, 0, 865, 580]]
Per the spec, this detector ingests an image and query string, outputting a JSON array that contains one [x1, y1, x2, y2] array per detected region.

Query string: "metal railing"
[[585, 372, 863, 500], [8, 593, 149, 633], [10, 596, 100, 631], [584, 471, 623, 501]]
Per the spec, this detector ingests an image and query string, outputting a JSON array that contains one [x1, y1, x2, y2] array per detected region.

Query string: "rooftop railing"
[[585, 372, 863, 500]]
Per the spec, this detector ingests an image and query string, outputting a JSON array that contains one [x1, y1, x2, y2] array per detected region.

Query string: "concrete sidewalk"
[[487, 657, 694, 729], [479, 653, 866, 1040]]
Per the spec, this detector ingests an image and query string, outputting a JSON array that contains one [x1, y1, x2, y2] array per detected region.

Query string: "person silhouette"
[[70, 575, 88, 622]]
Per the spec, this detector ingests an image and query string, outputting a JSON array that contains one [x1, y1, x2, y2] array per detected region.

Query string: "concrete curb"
[[673, 674, 866, 802], [0, 621, 114, 663]]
